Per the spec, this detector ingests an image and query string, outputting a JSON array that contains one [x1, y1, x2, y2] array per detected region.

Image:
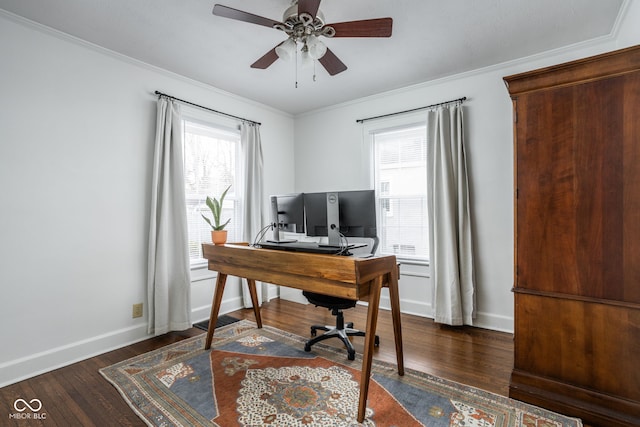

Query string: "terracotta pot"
[[212, 230, 228, 246]]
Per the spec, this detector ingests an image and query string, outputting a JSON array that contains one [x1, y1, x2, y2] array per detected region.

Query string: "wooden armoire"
[[504, 45, 640, 427]]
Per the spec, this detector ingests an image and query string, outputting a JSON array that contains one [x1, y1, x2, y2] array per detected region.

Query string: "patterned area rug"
[[100, 320, 582, 427]]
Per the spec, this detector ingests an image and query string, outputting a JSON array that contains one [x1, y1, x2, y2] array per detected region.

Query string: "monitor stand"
[[267, 196, 297, 243], [266, 225, 297, 244], [326, 192, 341, 247]]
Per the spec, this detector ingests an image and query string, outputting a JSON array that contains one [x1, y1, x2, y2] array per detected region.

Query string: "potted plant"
[[201, 185, 231, 245]]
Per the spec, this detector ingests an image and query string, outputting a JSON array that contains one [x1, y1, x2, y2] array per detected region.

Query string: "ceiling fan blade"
[[212, 4, 282, 29], [298, 0, 321, 20], [326, 18, 393, 37], [251, 45, 280, 69], [318, 48, 347, 76]]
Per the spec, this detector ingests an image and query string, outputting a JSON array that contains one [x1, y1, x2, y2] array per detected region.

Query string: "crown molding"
[[0, 9, 293, 120]]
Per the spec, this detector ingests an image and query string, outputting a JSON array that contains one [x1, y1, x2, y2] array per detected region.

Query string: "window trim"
[[182, 109, 243, 268], [363, 111, 430, 263]]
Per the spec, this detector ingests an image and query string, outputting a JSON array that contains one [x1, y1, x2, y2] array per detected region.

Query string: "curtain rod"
[[356, 96, 467, 124], [154, 90, 261, 126]]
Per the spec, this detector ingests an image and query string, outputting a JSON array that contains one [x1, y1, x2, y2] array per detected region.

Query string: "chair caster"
[[375, 336, 380, 347], [348, 351, 355, 361], [310, 329, 317, 337], [304, 343, 311, 352]]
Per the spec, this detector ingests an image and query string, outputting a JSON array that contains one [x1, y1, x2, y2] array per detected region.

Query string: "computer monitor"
[[268, 193, 305, 243], [337, 190, 378, 238], [303, 192, 329, 237], [304, 190, 378, 247]]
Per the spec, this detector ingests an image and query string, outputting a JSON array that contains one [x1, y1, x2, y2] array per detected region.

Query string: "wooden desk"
[[201, 243, 404, 423]]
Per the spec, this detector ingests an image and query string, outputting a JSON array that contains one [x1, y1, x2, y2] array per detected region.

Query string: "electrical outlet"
[[132, 303, 143, 318]]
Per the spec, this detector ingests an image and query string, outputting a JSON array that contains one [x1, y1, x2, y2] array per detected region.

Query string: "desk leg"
[[358, 276, 383, 423], [388, 267, 405, 376], [246, 279, 263, 328], [205, 273, 227, 350]]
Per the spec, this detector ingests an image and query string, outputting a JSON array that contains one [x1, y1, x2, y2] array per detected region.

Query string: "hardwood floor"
[[1, 299, 514, 426]]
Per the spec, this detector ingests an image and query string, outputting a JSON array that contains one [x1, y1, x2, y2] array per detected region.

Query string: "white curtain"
[[146, 97, 192, 335], [240, 122, 268, 307], [426, 102, 476, 326]]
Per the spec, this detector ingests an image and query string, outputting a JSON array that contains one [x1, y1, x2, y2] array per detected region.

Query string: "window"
[[183, 118, 242, 265], [372, 124, 429, 261], [380, 181, 392, 215]]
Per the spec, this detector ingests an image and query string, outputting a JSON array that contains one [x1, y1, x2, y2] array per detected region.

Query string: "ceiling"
[[0, 0, 626, 114]]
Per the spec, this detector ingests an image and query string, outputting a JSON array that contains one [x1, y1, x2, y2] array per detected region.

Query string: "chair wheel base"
[[304, 309, 378, 360]]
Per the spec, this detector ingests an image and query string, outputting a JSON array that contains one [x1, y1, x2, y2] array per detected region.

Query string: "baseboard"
[[279, 288, 310, 305], [190, 295, 245, 325], [0, 323, 150, 388], [473, 311, 514, 333], [377, 295, 514, 333], [0, 296, 248, 388], [378, 294, 430, 318]]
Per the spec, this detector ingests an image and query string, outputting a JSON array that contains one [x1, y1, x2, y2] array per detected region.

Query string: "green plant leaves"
[[202, 185, 232, 231]]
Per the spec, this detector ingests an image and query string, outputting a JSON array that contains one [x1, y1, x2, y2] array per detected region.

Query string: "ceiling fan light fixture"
[[300, 47, 314, 69], [275, 38, 297, 61], [306, 35, 327, 59]]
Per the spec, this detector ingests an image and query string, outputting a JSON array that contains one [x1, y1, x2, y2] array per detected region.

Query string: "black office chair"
[[302, 238, 380, 360], [302, 292, 379, 360]]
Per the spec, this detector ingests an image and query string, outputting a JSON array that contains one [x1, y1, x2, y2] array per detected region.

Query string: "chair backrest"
[[345, 236, 378, 258], [302, 291, 357, 309]]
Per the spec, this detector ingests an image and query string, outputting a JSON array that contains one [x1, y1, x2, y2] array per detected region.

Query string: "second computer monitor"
[[269, 193, 305, 243], [304, 190, 377, 245]]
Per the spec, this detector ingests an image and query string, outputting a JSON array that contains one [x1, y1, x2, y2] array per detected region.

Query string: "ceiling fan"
[[212, 0, 393, 76]]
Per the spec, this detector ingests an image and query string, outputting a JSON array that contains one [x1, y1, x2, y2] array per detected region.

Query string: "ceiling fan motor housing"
[[277, 4, 334, 41]]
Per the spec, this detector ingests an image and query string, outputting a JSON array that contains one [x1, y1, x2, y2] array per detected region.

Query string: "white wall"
[[0, 12, 294, 387], [293, 2, 640, 332]]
